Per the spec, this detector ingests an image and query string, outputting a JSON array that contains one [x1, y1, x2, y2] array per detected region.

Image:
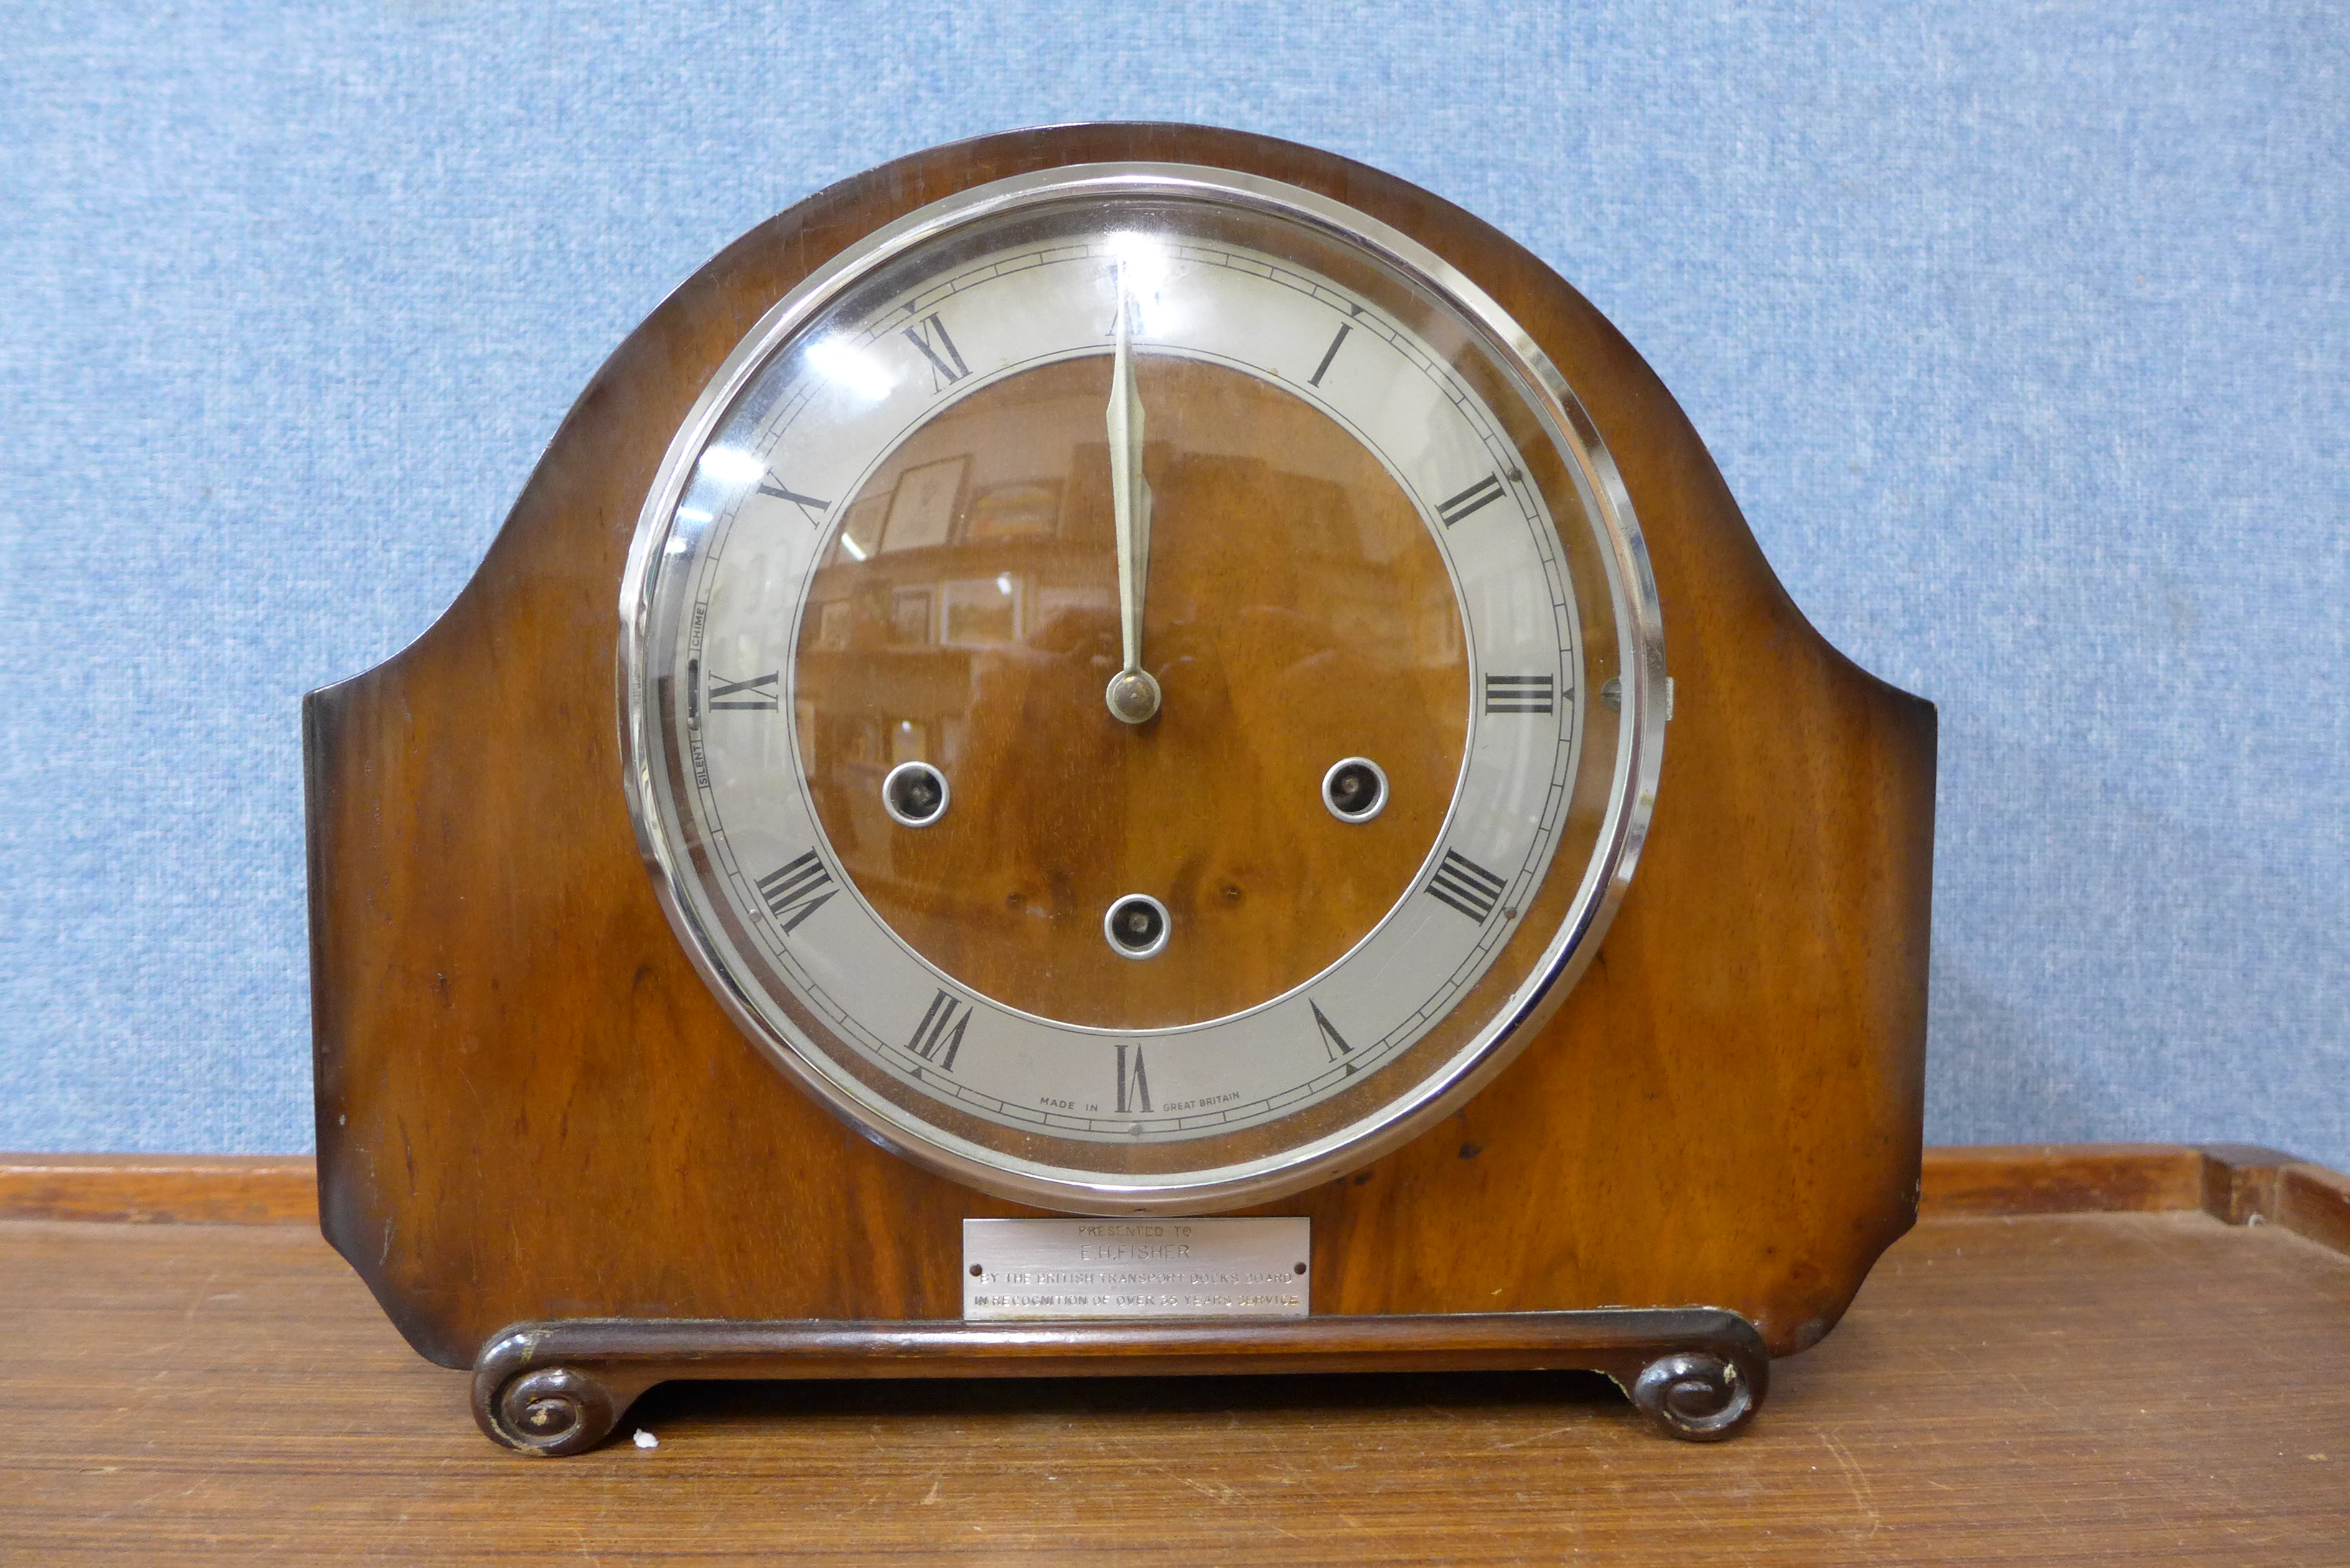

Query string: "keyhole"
[[1103, 894, 1170, 959], [1321, 757, 1388, 822]]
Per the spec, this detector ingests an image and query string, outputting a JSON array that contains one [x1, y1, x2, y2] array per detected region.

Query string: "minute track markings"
[[673, 230, 1583, 1149]]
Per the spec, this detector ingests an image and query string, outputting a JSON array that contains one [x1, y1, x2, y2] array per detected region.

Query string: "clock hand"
[[1104, 283, 1161, 724]]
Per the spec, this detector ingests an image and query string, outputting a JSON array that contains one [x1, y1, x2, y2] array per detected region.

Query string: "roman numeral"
[[708, 671, 779, 711], [908, 989, 969, 1072], [1435, 474, 1505, 527], [902, 312, 971, 391], [1115, 1041, 1152, 1114], [757, 474, 830, 526], [1310, 1000, 1352, 1063], [1308, 322, 1352, 387], [1482, 673, 1555, 715], [755, 851, 836, 935], [1425, 848, 1507, 923]]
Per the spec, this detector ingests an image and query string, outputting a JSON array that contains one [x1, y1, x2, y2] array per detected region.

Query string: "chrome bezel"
[[619, 162, 1669, 1215]]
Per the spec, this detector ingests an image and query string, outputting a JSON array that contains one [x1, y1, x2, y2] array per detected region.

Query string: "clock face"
[[622, 166, 1664, 1212]]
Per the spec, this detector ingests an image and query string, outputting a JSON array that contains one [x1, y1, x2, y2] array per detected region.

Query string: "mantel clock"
[[304, 124, 1935, 1452]]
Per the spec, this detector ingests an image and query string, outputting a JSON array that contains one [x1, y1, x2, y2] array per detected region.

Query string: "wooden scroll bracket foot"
[[470, 1309, 1770, 1455]]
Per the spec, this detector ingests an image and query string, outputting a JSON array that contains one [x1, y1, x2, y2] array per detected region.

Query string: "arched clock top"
[[305, 125, 1931, 1417]]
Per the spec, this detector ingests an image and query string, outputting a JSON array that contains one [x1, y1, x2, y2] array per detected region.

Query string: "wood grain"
[[6, 1205, 2346, 1564], [796, 355, 1467, 1029], [21, 1146, 2347, 1256], [302, 123, 1937, 1368], [0, 1153, 315, 1224], [1918, 1142, 2207, 1215], [2194, 1142, 2304, 1224], [2281, 1161, 2350, 1254]]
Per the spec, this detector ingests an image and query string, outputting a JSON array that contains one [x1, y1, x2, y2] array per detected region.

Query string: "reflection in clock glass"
[[792, 353, 1470, 1029], [634, 180, 1627, 1181]]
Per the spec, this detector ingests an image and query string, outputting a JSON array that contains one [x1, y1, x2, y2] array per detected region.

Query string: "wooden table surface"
[[3, 1145, 2348, 1564]]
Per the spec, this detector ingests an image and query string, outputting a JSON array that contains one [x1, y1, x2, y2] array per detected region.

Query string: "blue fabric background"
[[2, 2, 2344, 1164]]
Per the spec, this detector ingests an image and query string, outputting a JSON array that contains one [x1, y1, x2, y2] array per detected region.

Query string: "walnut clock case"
[[304, 124, 1934, 1454]]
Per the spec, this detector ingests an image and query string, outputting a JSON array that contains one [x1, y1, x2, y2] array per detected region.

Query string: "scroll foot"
[[481, 1363, 623, 1456], [1629, 1350, 1756, 1442]]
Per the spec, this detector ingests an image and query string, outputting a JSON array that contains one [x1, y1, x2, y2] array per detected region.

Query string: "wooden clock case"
[[303, 123, 1935, 1451]]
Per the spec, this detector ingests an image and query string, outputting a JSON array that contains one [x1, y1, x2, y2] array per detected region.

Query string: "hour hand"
[[1104, 294, 1160, 725]]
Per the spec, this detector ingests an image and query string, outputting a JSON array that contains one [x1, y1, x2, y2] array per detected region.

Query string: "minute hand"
[[1104, 301, 1161, 724]]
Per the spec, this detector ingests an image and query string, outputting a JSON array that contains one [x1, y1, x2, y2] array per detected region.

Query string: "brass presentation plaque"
[[961, 1218, 1311, 1320]]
